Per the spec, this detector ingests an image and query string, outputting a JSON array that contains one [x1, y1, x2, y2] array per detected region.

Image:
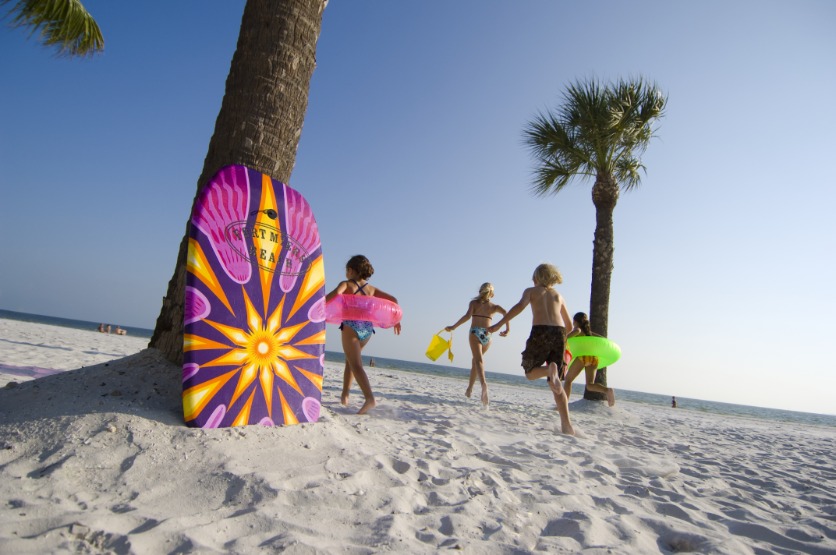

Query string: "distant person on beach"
[[564, 312, 616, 406], [445, 282, 508, 406], [115, 326, 127, 335], [369, 357, 375, 367], [488, 263, 575, 435], [326, 255, 401, 415], [97, 323, 105, 333], [672, 396, 677, 408], [106, 324, 111, 334]]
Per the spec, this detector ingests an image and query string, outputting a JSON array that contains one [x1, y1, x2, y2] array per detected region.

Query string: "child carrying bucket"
[[444, 283, 508, 406]]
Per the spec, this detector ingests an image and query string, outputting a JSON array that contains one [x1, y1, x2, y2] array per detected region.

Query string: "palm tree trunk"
[[149, 0, 326, 364], [584, 173, 618, 400]]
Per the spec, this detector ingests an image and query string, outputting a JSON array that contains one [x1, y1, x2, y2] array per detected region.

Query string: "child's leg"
[[467, 333, 490, 405], [525, 364, 563, 383], [548, 362, 575, 435], [524, 366, 550, 381], [465, 363, 476, 398], [476, 341, 491, 406], [584, 366, 615, 406], [341, 327, 375, 414], [563, 359, 584, 399], [523, 363, 574, 435], [340, 363, 353, 405], [466, 333, 480, 398]]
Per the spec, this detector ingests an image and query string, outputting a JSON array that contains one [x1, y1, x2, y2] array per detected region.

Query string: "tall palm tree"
[[524, 77, 667, 400], [149, 0, 327, 364], [1, 0, 104, 56]]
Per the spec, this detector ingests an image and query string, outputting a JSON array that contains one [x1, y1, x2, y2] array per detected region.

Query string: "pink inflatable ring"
[[325, 294, 402, 329]]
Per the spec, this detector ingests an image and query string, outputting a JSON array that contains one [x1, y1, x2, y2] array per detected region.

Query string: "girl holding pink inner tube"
[[325, 255, 401, 415]]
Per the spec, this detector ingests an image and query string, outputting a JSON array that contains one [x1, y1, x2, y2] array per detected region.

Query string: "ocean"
[[2, 309, 834, 429], [0, 309, 156, 339]]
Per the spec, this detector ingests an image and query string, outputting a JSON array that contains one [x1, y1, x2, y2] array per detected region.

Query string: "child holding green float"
[[565, 312, 616, 406]]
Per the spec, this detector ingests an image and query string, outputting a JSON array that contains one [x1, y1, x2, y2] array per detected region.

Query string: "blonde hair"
[[473, 282, 494, 302], [532, 263, 562, 287]]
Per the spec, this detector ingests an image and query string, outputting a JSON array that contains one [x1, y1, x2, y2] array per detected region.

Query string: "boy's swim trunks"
[[521, 325, 567, 379]]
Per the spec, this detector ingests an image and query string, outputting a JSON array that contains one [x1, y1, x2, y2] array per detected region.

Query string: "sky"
[[2, 1, 835, 415]]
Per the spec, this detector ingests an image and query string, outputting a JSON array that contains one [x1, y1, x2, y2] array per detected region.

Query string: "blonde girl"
[[445, 282, 508, 405]]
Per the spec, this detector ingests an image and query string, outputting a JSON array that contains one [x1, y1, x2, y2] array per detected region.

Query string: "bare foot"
[[607, 388, 616, 407], [481, 387, 489, 407], [357, 398, 376, 415], [340, 392, 349, 406], [547, 362, 561, 394], [465, 386, 473, 398], [561, 422, 576, 436]]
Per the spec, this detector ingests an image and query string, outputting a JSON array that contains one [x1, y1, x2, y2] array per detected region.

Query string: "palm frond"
[[523, 111, 593, 196], [529, 161, 595, 198], [524, 113, 570, 160], [2, 0, 104, 56], [523, 76, 666, 196], [614, 156, 645, 191]]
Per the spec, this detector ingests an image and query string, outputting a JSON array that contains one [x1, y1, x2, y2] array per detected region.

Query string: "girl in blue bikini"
[[325, 255, 401, 415], [445, 283, 508, 406]]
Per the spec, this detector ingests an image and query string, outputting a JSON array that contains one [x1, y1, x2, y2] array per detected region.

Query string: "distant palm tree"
[[2, 0, 104, 56], [149, 0, 327, 364], [524, 77, 667, 400]]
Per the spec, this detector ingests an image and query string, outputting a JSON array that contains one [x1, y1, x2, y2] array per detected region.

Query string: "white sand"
[[1, 319, 834, 554]]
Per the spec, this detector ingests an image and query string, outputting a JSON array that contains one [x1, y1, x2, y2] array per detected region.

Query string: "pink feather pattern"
[[192, 166, 252, 284], [280, 183, 320, 292]]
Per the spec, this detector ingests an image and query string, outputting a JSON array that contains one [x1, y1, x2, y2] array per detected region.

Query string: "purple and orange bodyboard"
[[182, 165, 326, 428]]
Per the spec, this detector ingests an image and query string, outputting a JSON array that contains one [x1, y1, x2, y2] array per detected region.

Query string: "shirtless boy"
[[489, 263, 575, 435]]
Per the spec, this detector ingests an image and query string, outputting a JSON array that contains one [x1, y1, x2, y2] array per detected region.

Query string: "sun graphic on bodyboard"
[[182, 165, 326, 428]]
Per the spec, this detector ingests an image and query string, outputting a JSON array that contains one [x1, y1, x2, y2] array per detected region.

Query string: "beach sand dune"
[[1, 321, 834, 553]]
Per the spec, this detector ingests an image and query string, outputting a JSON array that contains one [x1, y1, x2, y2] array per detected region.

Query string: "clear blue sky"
[[2, 1, 834, 415]]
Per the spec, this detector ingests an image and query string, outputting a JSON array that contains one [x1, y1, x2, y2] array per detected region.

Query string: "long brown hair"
[[573, 312, 592, 336]]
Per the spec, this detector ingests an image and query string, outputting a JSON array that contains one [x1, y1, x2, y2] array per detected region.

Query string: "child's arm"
[[488, 289, 531, 333], [372, 287, 398, 304], [445, 302, 474, 332], [494, 305, 510, 336], [371, 287, 402, 335], [325, 280, 349, 302], [559, 301, 572, 331]]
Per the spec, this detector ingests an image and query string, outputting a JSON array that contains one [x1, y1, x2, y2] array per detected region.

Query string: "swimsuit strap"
[[472, 301, 492, 320], [350, 279, 369, 296]]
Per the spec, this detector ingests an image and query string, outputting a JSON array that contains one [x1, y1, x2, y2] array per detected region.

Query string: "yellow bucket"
[[425, 330, 453, 362]]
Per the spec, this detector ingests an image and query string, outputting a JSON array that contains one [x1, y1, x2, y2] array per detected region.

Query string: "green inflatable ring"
[[566, 336, 622, 368]]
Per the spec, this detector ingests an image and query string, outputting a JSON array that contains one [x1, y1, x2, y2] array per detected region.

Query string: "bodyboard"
[[182, 165, 326, 428]]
